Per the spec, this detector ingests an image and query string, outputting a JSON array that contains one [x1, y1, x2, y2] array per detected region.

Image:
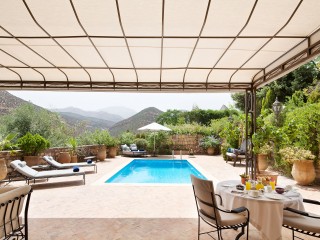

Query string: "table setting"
[[216, 179, 305, 240]]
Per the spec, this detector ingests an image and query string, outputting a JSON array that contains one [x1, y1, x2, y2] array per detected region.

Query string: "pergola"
[[1, 0, 320, 176]]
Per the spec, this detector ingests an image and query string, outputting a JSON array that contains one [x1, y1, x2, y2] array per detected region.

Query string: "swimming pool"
[[105, 159, 206, 184]]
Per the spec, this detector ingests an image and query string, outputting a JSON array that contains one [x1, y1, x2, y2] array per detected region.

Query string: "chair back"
[[190, 175, 221, 225], [10, 160, 38, 178], [0, 185, 32, 238], [43, 155, 62, 167], [130, 144, 138, 151]]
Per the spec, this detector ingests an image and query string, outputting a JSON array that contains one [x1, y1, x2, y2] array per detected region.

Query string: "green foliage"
[[0, 104, 72, 147], [261, 88, 275, 111], [18, 132, 50, 156], [67, 137, 78, 156], [119, 131, 136, 146], [199, 136, 220, 149], [279, 146, 315, 163], [210, 118, 228, 136], [78, 129, 118, 147], [281, 102, 320, 155], [157, 108, 236, 126], [231, 93, 245, 112], [167, 123, 212, 136], [0, 133, 18, 151], [134, 138, 148, 150], [307, 84, 320, 104], [146, 131, 172, 154], [219, 114, 245, 149]]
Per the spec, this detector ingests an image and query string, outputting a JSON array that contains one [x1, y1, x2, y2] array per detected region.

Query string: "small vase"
[[241, 177, 247, 185]]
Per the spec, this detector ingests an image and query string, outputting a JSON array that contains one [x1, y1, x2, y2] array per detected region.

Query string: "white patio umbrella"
[[138, 122, 171, 156]]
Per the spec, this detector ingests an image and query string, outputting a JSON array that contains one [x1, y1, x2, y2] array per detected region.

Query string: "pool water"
[[105, 159, 206, 184]]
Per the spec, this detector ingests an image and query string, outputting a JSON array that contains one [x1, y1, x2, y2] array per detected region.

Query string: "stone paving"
[[7, 155, 320, 239]]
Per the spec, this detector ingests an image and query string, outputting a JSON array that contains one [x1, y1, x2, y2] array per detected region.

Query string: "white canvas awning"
[[0, 0, 320, 92]]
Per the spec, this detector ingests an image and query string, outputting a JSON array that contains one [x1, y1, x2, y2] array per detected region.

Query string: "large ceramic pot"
[[24, 155, 41, 166], [107, 147, 117, 158], [70, 155, 78, 163], [57, 152, 71, 164], [207, 147, 215, 155], [291, 160, 316, 185], [257, 154, 268, 171], [0, 159, 8, 181], [96, 145, 106, 161]]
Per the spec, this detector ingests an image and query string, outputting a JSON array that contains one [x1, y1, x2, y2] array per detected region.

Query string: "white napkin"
[[284, 191, 299, 197]]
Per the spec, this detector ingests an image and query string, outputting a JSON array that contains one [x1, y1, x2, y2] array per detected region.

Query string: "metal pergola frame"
[[1, 1, 320, 177]]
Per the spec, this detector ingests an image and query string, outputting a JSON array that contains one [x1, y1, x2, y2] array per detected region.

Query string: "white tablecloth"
[[216, 180, 305, 240]]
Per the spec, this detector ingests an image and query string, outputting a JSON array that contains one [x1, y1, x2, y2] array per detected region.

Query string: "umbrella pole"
[[153, 133, 156, 156]]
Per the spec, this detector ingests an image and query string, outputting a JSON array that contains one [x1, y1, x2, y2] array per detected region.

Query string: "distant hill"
[[109, 107, 163, 136], [0, 90, 33, 115], [58, 112, 114, 130], [0, 91, 113, 131], [99, 106, 136, 119], [51, 107, 123, 123]]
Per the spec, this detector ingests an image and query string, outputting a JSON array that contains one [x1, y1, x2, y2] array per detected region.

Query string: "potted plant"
[[239, 172, 249, 185], [200, 136, 220, 155], [106, 137, 119, 158], [279, 146, 316, 185], [256, 143, 273, 171], [68, 137, 78, 163], [18, 132, 50, 166], [0, 133, 18, 180]]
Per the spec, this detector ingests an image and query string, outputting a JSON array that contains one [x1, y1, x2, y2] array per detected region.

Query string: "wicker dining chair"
[[190, 175, 250, 240], [283, 198, 320, 239]]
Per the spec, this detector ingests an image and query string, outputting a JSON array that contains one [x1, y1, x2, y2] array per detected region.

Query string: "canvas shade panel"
[[0, 0, 319, 92]]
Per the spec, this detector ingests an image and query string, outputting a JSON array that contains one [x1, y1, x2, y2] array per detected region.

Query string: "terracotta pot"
[[0, 159, 8, 181], [257, 154, 268, 171], [241, 177, 247, 185], [24, 155, 41, 166], [207, 147, 215, 155], [57, 152, 71, 164], [70, 155, 78, 163], [291, 160, 316, 185], [107, 147, 117, 158], [97, 146, 106, 161]]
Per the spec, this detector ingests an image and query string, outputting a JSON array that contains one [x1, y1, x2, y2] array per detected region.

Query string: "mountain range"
[[109, 107, 163, 136], [0, 90, 163, 134]]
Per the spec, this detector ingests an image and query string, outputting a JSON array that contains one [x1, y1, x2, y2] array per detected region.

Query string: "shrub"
[[134, 138, 148, 150], [199, 136, 220, 149], [18, 132, 50, 156]]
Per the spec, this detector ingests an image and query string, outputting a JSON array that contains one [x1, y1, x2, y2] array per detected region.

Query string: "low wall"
[[170, 134, 206, 155]]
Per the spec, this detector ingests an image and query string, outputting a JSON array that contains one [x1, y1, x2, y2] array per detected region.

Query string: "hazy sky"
[[9, 91, 234, 112]]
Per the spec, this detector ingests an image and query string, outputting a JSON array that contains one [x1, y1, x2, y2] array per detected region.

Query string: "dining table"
[[216, 180, 305, 240]]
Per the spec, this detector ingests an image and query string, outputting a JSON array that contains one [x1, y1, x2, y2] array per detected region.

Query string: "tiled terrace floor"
[[8, 155, 320, 239]]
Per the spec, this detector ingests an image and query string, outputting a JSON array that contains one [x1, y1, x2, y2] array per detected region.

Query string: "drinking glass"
[[270, 180, 275, 190], [245, 181, 251, 190]]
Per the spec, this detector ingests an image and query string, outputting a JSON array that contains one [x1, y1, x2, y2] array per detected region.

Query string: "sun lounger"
[[10, 160, 85, 185], [121, 144, 147, 157], [43, 156, 97, 173]]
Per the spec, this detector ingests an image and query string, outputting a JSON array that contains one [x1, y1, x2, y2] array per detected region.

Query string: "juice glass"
[[245, 181, 251, 190], [270, 180, 275, 190]]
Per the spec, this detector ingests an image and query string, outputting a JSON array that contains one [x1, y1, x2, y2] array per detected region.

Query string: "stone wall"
[[170, 134, 206, 155]]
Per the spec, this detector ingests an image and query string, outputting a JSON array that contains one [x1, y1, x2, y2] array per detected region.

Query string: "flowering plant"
[[239, 173, 249, 178], [279, 146, 315, 163], [258, 144, 273, 155]]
